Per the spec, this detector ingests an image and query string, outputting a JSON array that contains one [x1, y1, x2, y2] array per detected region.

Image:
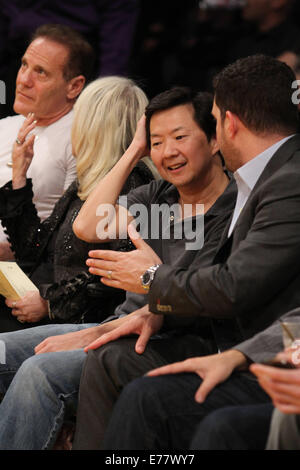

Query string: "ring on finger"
[[17, 317, 25, 323], [15, 138, 22, 145], [12, 301, 17, 308], [107, 270, 113, 279]]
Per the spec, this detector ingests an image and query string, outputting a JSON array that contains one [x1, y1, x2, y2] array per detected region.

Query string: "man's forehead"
[[150, 104, 195, 131], [24, 37, 68, 70]]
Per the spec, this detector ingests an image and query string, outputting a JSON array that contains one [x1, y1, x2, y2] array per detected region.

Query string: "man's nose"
[[163, 140, 179, 159], [17, 68, 33, 87]]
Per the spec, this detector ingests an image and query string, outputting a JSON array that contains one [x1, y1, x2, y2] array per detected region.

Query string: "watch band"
[[140, 264, 161, 291]]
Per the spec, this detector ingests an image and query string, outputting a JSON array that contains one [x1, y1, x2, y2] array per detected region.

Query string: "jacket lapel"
[[247, 134, 300, 193], [213, 134, 300, 260]]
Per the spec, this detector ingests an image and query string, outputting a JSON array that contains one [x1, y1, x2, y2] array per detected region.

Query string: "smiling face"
[[149, 104, 218, 191], [14, 37, 74, 123]]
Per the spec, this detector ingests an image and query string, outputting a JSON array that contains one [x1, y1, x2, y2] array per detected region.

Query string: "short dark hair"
[[31, 24, 95, 82], [213, 54, 299, 135], [145, 87, 216, 148]]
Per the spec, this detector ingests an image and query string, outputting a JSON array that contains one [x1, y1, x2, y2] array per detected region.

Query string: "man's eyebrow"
[[150, 132, 161, 138], [150, 126, 188, 138], [171, 126, 188, 133], [20, 52, 50, 71]]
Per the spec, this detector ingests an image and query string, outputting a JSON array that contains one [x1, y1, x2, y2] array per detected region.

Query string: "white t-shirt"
[[0, 110, 77, 242]]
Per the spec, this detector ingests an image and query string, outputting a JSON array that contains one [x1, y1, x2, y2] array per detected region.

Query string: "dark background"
[[1, 0, 300, 118]]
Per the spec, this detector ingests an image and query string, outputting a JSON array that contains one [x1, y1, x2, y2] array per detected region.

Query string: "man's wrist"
[[225, 349, 249, 370], [127, 141, 146, 163], [140, 264, 161, 292], [12, 176, 27, 189]]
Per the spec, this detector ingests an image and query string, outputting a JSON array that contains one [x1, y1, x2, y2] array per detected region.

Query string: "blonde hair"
[[72, 76, 157, 200]]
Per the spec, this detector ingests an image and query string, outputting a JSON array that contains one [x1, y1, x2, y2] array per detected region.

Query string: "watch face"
[[142, 272, 151, 285]]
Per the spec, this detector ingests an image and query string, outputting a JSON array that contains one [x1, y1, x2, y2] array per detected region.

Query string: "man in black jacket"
[[72, 54, 300, 449]]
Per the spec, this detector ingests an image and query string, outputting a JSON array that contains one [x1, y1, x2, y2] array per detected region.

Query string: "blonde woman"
[[0, 76, 155, 332]]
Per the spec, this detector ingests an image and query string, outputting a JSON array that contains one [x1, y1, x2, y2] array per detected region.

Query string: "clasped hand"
[[251, 344, 300, 414], [5, 291, 48, 323]]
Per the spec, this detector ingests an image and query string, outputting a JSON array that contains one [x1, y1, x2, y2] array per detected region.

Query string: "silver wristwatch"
[[140, 264, 161, 292]]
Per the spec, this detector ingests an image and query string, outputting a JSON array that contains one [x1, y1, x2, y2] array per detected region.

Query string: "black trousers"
[[100, 373, 271, 450], [190, 403, 274, 450], [72, 333, 218, 449], [72, 333, 270, 450]]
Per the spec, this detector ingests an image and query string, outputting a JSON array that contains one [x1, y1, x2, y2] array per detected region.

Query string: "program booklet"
[[0, 262, 38, 300]]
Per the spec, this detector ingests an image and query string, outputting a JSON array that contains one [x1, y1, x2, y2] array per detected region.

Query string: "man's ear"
[[66, 75, 86, 100], [209, 136, 219, 156], [225, 110, 238, 138]]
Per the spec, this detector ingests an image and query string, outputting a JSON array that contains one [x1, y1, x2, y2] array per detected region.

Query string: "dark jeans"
[[190, 403, 274, 450], [72, 333, 217, 450], [100, 370, 270, 450]]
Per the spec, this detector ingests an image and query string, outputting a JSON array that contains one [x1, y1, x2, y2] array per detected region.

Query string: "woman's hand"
[[12, 113, 37, 189], [0, 242, 14, 261], [5, 291, 49, 323]]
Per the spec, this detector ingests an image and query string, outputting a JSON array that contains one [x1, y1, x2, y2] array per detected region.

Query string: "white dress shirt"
[[228, 135, 294, 237]]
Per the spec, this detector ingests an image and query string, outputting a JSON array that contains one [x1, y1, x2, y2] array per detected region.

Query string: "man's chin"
[[13, 99, 32, 117]]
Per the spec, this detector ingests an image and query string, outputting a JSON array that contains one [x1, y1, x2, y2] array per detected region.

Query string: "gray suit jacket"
[[149, 135, 300, 348], [236, 308, 300, 363]]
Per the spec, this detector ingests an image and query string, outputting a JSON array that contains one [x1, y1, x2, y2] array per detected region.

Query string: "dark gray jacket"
[[149, 135, 300, 349]]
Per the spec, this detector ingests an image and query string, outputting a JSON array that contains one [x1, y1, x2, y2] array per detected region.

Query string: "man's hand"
[[87, 224, 162, 293], [274, 341, 300, 366], [5, 291, 48, 323], [34, 319, 124, 354], [251, 344, 300, 414], [128, 114, 149, 157], [85, 304, 164, 354], [12, 113, 37, 189], [147, 349, 247, 403]]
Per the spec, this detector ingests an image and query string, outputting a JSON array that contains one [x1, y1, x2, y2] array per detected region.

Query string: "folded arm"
[[149, 171, 300, 318], [73, 115, 149, 243]]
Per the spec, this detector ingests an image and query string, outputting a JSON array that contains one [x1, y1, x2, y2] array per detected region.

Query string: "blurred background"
[[1, 0, 300, 119]]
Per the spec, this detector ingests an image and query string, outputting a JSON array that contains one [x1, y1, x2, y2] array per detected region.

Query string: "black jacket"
[[149, 135, 300, 349], [0, 161, 154, 324]]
